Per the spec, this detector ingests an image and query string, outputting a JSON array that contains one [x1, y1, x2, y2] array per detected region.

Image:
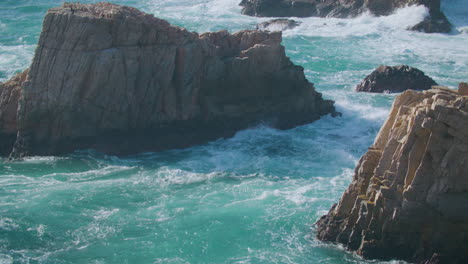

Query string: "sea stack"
[[239, 0, 452, 33], [316, 86, 468, 263], [356, 65, 438, 93], [0, 3, 335, 157]]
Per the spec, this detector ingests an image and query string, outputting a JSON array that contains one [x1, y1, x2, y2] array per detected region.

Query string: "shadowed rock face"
[[0, 70, 28, 155], [1, 2, 335, 157], [356, 65, 438, 93], [239, 0, 451, 33], [316, 87, 468, 263]]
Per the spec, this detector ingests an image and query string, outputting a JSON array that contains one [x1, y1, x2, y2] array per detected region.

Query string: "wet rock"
[[356, 65, 438, 93], [316, 87, 468, 263], [2, 3, 336, 157], [410, 9, 452, 33], [256, 19, 301, 31], [239, 0, 452, 33]]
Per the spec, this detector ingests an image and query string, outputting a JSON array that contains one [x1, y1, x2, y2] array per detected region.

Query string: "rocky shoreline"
[[316, 85, 468, 263], [0, 3, 336, 157], [240, 0, 452, 33]]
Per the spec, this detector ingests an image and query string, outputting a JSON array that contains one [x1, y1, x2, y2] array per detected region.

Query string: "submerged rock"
[[316, 87, 468, 263], [2, 2, 335, 157], [356, 65, 438, 93], [256, 19, 301, 31], [239, 0, 451, 33]]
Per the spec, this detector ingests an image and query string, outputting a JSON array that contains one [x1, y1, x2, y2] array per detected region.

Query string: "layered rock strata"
[[316, 86, 468, 263], [356, 65, 438, 93], [1, 2, 335, 157], [239, 0, 451, 33]]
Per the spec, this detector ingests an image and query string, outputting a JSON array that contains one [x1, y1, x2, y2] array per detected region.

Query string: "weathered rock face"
[[0, 70, 28, 155], [316, 87, 468, 263], [256, 19, 301, 31], [239, 0, 451, 33], [459, 82, 468, 96], [356, 65, 438, 93], [4, 2, 335, 157]]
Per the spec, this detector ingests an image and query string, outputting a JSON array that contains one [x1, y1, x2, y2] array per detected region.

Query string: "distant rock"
[[256, 19, 301, 31], [2, 3, 336, 158], [316, 87, 468, 263], [239, 0, 452, 33], [356, 65, 438, 93], [410, 8, 452, 33], [458, 27, 468, 34]]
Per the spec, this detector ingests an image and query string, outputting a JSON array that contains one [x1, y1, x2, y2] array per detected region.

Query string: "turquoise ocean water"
[[0, 0, 467, 263]]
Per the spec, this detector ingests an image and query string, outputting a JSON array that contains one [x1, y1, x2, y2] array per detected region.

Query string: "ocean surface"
[[0, 0, 467, 263]]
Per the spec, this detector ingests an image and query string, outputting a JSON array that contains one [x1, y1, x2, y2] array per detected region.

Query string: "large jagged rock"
[[316, 86, 468, 263], [3, 2, 335, 157], [0, 70, 28, 155], [239, 0, 452, 33], [356, 65, 438, 93]]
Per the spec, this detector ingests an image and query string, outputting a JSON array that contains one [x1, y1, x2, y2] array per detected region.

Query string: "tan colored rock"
[[316, 88, 468, 263], [459, 82, 468, 96], [4, 3, 335, 157]]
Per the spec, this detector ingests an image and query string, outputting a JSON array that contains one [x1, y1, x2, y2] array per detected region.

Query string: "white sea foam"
[[135, 167, 221, 187], [43, 165, 136, 182], [0, 217, 19, 231], [0, 254, 13, 264], [283, 5, 428, 38], [93, 208, 120, 220], [0, 44, 35, 82]]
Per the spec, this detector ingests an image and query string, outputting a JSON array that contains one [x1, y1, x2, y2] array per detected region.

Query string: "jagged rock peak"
[[3, 2, 335, 158], [316, 87, 468, 263], [356, 65, 438, 93]]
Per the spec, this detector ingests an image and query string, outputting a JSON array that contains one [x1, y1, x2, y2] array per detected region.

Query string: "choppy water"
[[0, 0, 467, 263]]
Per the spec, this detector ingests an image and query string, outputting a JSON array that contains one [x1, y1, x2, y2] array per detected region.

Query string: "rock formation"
[[356, 65, 438, 93], [316, 86, 468, 263], [0, 2, 335, 157], [239, 0, 451, 33], [0, 70, 28, 155], [256, 19, 301, 31], [459, 82, 468, 95]]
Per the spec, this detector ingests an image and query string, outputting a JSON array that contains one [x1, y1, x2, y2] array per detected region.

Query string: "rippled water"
[[0, 0, 467, 263]]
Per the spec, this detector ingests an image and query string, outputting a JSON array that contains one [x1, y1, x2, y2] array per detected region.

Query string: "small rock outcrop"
[[239, 0, 452, 33], [1, 3, 335, 157], [256, 19, 301, 31], [356, 65, 438, 93], [316, 86, 468, 263], [459, 82, 468, 95]]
